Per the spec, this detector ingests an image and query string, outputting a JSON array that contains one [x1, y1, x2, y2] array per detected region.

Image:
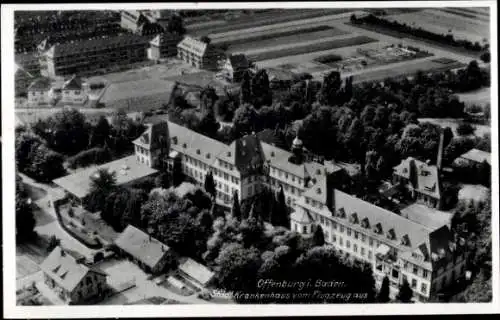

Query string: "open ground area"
[[457, 87, 491, 107], [418, 118, 491, 137]]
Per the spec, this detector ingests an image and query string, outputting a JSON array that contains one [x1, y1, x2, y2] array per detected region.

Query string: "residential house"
[[393, 157, 442, 209], [15, 65, 34, 96], [148, 32, 183, 61], [27, 77, 52, 105], [61, 75, 88, 105], [221, 54, 251, 83], [177, 36, 223, 70], [114, 225, 176, 274], [40, 246, 108, 305], [454, 148, 491, 166]]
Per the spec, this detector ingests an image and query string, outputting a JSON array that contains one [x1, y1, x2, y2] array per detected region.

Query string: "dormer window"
[[386, 228, 396, 240], [337, 208, 346, 218], [227, 151, 231, 157], [316, 187, 321, 194], [361, 217, 370, 229], [172, 136, 178, 144], [374, 223, 383, 234], [401, 234, 410, 246], [206, 153, 211, 159], [350, 212, 358, 224], [270, 151, 275, 157], [182, 143, 187, 148], [196, 149, 201, 155]]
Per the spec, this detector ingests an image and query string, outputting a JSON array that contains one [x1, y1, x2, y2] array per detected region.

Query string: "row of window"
[[270, 167, 303, 186], [305, 197, 324, 210], [137, 155, 150, 166], [268, 176, 303, 197], [184, 154, 240, 185], [136, 145, 150, 156], [403, 260, 430, 279], [333, 234, 374, 261]]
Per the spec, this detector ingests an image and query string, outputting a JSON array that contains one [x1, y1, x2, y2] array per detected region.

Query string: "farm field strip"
[[385, 9, 489, 43], [212, 25, 343, 45], [189, 9, 354, 36], [226, 28, 350, 53], [457, 87, 491, 106], [437, 8, 489, 22], [350, 58, 466, 84], [247, 35, 377, 61]]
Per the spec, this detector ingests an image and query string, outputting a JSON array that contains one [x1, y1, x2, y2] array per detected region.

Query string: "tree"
[[200, 35, 211, 44], [86, 168, 117, 212], [154, 173, 171, 189], [23, 145, 66, 182], [47, 235, 60, 253], [231, 191, 242, 220], [396, 279, 413, 302], [16, 184, 36, 242], [480, 51, 490, 63], [232, 104, 258, 137], [272, 186, 289, 228], [89, 115, 110, 147], [317, 71, 342, 106], [456, 123, 476, 136], [312, 225, 325, 247], [377, 276, 391, 302], [167, 13, 186, 35], [215, 243, 263, 295]]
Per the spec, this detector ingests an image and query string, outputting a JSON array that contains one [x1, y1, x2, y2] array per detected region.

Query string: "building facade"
[[221, 54, 251, 83], [27, 77, 52, 105], [177, 36, 223, 70], [148, 33, 183, 61], [61, 75, 88, 105], [42, 34, 149, 77], [40, 246, 108, 305], [393, 157, 443, 209]]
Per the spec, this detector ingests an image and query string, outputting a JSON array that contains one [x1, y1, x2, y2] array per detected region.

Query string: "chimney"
[[437, 130, 444, 170]]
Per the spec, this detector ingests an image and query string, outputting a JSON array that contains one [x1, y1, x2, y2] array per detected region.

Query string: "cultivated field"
[[385, 9, 489, 44], [188, 9, 351, 36], [248, 35, 377, 62], [351, 58, 465, 84]]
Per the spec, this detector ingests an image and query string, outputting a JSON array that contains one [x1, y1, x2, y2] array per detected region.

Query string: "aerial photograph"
[[11, 4, 493, 307]]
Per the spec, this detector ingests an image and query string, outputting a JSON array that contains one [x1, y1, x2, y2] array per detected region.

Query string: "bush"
[[66, 147, 112, 169], [457, 123, 476, 136], [480, 51, 490, 63]]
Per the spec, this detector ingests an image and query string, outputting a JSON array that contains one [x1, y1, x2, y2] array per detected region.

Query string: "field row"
[[188, 9, 350, 36], [248, 35, 377, 62], [227, 28, 349, 53], [351, 58, 466, 84]]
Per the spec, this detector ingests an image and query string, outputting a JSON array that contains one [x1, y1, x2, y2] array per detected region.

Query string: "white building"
[[27, 77, 52, 105], [61, 75, 88, 105]]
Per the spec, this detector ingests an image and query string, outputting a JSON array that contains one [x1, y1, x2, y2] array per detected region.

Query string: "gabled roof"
[[133, 121, 170, 150], [260, 141, 309, 179], [460, 148, 491, 165], [115, 225, 171, 270], [393, 157, 441, 199], [28, 77, 52, 91], [63, 75, 83, 90], [231, 134, 266, 173], [178, 257, 214, 286], [227, 54, 250, 69], [40, 246, 106, 293], [177, 36, 209, 56]]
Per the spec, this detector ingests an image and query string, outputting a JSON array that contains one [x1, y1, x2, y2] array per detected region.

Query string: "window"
[[320, 216, 325, 224], [361, 234, 366, 242], [340, 225, 344, 233], [423, 270, 428, 279], [339, 237, 343, 246], [326, 219, 330, 227], [411, 279, 417, 288], [392, 269, 399, 279], [332, 235, 336, 243], [332, 221, 337, 229], [413, 266, 418, 276], [346, 240, 351, 249], [421, 283, 427, 295], [353, 244, 357, 253], [294, 224, 298, 232], [347, 228, 351, 237], [368, 251, 372, 259], [354, 232, 359, 239], [303, 225, 307, 234], [325, 231, 329, 240], [361, 247, 365, 256], [224, 173, 229, 180]]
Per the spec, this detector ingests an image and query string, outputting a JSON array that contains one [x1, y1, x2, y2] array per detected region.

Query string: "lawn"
[[351, 58, 466, 84], [248, 35, 377, 62], [418, 118, 491, 138]]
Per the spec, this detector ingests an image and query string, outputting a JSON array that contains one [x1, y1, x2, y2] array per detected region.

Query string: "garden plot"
[[277, 61, 331, 74], [351, 58, 466, 84], [248, 35, 377, 62], [385, 9, 489, 43], [457, 87, 490, 107], [316, 44, 433, 72]]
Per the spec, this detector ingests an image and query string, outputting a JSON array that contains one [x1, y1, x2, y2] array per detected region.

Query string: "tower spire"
[[437, 129, 444, 171]]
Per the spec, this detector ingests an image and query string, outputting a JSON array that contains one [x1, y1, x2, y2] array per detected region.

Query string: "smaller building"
[[177, 257, 215, 289], [62, 75, 88, 105], [27, 77, 52, 105], [40, 246, 108, 305], [15, 65, 34, 97], [177, 36, 223, 70], [148, 33, 183, 61], [115, 225, 176, 274], [221, 54, 251, 83], [132, 121, 171, 169], [454, 148, 491, 166], [393, 157, 442, 209]]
